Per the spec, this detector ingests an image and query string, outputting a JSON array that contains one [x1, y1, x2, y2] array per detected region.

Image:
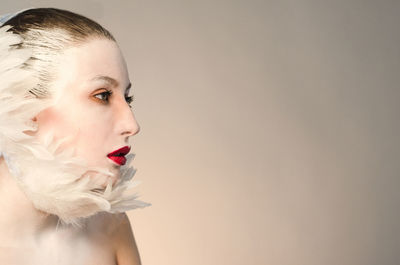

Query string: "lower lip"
[[108, 155, 127, 166]]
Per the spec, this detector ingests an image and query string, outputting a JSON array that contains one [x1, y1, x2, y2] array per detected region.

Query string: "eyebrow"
[[91, 75, 132, 92]]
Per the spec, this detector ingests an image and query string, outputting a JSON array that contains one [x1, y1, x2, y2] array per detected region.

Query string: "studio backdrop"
[[2, 1, 400, 265]]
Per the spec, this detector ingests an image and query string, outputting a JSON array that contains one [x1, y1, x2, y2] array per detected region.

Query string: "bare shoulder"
[[87, 212, 141, 265], [112, 213, 141, 265]]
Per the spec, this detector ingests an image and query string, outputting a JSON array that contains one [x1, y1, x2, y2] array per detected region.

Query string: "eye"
[[94, 90, 112, 103], [125, 95, 134, 107]]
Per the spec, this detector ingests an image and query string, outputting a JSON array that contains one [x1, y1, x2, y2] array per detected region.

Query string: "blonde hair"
[[2, 8, 115, 98]]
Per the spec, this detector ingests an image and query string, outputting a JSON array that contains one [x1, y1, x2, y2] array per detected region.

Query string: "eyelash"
[[125, 95, 134, 105], [94, 89, 134, 107], [94, 89, 112, 102]]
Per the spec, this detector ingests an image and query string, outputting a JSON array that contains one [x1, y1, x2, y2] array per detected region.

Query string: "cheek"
[[76, 123, 109, 150], [36, 107, 78, 141], [35, 105, 115, 166], [72, 111, 114, 161]]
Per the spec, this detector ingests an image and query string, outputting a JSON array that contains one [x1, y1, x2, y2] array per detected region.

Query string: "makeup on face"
[[89, 75, 133, 107], [35, 39, 140, 176], [107, 146, 131, 166]]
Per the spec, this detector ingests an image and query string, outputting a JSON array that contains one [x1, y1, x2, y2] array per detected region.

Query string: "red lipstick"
[[107, 146, 130, 166]]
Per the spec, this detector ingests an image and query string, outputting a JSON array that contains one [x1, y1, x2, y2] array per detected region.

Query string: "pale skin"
[[0, 38, 142, 265]]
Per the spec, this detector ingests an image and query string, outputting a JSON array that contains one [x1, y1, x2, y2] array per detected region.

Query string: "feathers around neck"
[[0, 26, 149, 226]]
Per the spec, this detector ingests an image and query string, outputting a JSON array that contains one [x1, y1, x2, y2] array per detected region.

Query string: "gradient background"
[[3, 1, 400, 265]]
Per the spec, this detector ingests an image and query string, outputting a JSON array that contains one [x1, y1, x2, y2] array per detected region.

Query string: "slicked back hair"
[[2, 8, 116, 98]]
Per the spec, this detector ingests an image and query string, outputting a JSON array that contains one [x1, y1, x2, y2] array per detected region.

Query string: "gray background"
[[3, 1, 400, 265]]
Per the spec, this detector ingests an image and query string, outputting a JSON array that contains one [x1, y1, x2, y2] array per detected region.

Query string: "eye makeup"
[[92, 87, 134, 108], [92, 88, 113, 104], [125, 95, 134, 106], [124, 86, 134, 107]]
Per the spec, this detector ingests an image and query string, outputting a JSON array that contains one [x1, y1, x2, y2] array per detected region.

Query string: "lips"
[[107, 146, 130, 166]]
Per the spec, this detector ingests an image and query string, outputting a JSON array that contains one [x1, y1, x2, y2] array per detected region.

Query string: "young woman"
[[0, 8, 148, 265]]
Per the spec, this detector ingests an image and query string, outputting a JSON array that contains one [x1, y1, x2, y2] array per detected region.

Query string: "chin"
[[0, 24, 150, 226]]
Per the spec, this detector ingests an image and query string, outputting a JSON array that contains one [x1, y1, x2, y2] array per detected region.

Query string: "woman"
[[0, 7, 148, 265]]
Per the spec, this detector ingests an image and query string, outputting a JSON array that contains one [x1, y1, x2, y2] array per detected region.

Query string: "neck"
[[0, 156, 59, 245]]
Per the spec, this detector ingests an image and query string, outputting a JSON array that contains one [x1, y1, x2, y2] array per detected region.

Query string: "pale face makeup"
[[34, 38, 140, 185]]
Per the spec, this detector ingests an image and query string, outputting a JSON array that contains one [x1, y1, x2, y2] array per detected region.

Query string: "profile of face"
[[33, 38, 140, 185]]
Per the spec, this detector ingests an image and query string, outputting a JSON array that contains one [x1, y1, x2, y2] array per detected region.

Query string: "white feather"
[[0, 28, 150, 226]]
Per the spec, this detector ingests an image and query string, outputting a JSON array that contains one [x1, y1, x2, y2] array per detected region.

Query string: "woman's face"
[[34, 38, 140, 184]]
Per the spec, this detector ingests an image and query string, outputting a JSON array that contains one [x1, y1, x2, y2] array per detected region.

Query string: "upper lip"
[[107, 146, 131, 157]]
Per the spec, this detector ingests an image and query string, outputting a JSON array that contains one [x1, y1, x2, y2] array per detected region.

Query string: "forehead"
[[52, 38, 130, 97]]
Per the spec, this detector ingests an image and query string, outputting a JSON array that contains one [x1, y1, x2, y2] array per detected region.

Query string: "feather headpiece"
[[0, 15, 149, 226]]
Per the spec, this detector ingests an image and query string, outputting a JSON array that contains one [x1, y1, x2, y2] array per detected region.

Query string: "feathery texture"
[[0, 26, 149, 226]]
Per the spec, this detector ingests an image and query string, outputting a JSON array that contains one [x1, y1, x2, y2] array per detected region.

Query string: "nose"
[[122, 113, 140, 137], [115, 102, 140, 138]]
